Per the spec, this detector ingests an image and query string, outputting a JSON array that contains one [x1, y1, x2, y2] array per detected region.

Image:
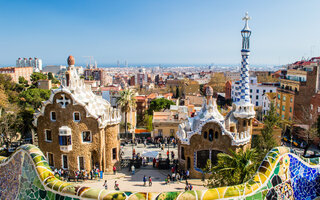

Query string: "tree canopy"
[[147, 98, 175, 115], [19, 88, 51, 109], [205, 148, 258, 187]]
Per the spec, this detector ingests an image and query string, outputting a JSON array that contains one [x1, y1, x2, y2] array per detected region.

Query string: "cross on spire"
[[242, 12, 251, 31], [56, 94, 71, 108]]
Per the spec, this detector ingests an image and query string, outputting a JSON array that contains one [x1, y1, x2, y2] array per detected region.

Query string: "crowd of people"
[[165, 166, 190, 184], [53, 167, 104, 181]]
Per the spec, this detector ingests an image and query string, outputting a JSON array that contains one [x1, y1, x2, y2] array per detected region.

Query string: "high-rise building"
[[16, 57, 42, 72]]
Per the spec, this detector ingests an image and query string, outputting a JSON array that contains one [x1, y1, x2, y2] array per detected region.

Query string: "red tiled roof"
[[147, 93, 158, 99]]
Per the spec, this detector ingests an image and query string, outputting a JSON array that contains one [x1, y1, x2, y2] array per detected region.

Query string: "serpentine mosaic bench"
[[0, 144, 319, 200]]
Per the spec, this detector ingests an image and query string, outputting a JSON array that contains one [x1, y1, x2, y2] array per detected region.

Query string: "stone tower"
[[232, 12, 255, 136]]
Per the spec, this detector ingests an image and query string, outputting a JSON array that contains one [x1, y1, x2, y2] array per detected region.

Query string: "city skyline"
[[1, 0, 320, 66]]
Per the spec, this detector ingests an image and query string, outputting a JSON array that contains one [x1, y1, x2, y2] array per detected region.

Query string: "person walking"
[[103, 180, 108, 190], [189, 183, 193, 190], [149, 176, 152, 186], [113, 166, 117, 175], [185, 181, 189, 191], [90, 169, 93, 180], [153, 158, 156, 168], [131, 165, 135, 175], [143, 175, 147, 186], [114, 181, 119, 190], [186, 170, 190, 180]]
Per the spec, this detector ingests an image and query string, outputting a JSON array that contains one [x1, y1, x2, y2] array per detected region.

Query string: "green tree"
[[117, 89, 136, 138], [0, 74, 19, 102], [19, 88, 51, 109], [47, 72, 60, 84], [144, 114, 153, 131], [147, 98, 175, 115], [205, 148, 258, 187], [0, 103, 22, 150], [47, 72, 54, 80], [30, 72, 47, 87], [253, 103, 280, 160]]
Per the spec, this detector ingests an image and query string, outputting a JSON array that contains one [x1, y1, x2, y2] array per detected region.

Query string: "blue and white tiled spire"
[[233, 12, 255, 119], [238, 12, 251, 104]]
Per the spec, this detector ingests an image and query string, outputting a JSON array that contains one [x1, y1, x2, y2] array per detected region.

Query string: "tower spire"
[[233, 13, 255, 119]]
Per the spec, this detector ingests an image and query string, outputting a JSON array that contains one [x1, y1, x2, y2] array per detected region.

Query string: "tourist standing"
[[186, 170, 190, 179], [100, 169, 103, 179], [90, 169, 93, 180], [153, 158, 156, 168], [113, 166, 117, 175], [176, 172, 181, 182], [114, 181, 119, 190], [103, 180, 108, 190], [131, 165, 135, 175], [143, 175, 147, 186], [149, 176, 152, 186]]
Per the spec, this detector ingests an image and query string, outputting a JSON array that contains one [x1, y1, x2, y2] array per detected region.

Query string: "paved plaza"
[[78, 165, 207, 192], [77, 143, 206, 192]]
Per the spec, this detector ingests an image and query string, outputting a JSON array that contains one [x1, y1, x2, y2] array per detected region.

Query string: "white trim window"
[[45, 129, 52, 142], [73, 112, 81, 122], [62, 155, 68, 169], [50, 111, 56, 121], [82, 131, 92, 143], [78, 156, 85, 170], [47, 152, 54, 167]]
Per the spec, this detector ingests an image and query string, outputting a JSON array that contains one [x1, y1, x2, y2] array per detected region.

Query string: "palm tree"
[[117, 89, 136, 139], [206, 148, 258, 188]]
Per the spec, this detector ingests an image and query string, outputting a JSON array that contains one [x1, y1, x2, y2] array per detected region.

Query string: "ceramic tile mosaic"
[[0, 144, 319, 199]]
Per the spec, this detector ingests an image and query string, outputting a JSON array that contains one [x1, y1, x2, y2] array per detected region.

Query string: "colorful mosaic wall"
[[0, 144, 319, 200]]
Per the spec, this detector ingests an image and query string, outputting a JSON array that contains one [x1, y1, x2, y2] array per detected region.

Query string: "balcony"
[[60, 145, 72, 152]]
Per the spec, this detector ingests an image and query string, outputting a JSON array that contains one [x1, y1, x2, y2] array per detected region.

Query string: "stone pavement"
[[77, 165, 207, 192]]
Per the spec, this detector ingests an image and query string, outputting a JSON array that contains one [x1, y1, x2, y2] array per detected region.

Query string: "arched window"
[[248, 120, 251, 126], [214, 131, 218, 139], [204, 131, 207, 139], [243, 120, 246, 127], [209, 129, 213, 141]]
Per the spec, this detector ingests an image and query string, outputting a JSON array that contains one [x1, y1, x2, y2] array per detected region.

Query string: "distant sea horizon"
[[0, 63, 284, 71]]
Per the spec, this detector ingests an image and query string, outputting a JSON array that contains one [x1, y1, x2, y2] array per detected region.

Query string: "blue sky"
[[0, 0, 320, 66]]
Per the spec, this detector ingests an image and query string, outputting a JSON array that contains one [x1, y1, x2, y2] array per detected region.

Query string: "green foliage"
[[88, 75, 94, 81], [19, 88, 51, 109], [254, 103, 280, 161], [18, 76, 28, 85], [205, 148, 258, 188], [117, 89, 136, 135], [144, 114, 153, 131], [47, 72, 54, 80], [0, 74, 19, 102], [30, 72, 47, 88], [31, 72, 47, 83], [147, 98, 175, 115], [47, 72, 60, 84]]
